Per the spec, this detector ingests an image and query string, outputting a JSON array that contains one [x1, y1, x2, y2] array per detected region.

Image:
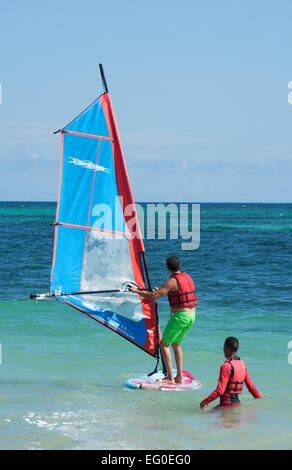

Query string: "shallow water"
[[0, 202, 291, 449]]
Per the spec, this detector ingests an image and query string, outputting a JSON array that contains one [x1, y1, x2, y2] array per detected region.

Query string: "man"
[[129, 256, 197, 384], [200, 337, 262, 410]]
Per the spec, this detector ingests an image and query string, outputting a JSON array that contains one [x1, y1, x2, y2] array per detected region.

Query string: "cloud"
[[29, 152, 40, 160], [0, 146, 57, 171]]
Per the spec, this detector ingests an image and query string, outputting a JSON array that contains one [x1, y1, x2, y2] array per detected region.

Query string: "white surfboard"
[[123, 369, 201, 391]]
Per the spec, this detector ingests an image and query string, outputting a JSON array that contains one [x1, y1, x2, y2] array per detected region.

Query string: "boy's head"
[[166, 256, 181, 273], [224, 336, 239, 357]]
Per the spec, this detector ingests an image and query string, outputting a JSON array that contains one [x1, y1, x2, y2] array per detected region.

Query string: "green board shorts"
[[162, 310, 195, 345]]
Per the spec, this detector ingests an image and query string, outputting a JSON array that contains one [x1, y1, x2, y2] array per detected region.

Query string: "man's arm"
[[129, 278, 176, 301]]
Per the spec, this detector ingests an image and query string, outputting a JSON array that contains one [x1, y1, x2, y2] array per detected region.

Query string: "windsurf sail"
[[35, 65, 160, 359]]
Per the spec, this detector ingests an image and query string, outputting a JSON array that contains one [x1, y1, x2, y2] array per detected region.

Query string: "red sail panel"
[[100, 93, 160, 356]]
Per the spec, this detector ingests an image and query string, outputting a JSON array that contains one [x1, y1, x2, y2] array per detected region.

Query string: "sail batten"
[[55, 222, 129, 237], [63, 129, 113, 141], [50, 82, 160, 358]]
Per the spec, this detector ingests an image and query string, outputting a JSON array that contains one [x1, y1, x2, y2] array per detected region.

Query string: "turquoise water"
[[0, 202, 291, 450]]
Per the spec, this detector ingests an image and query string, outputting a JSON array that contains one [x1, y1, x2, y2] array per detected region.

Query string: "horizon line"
[[0, 200, 292, 205]]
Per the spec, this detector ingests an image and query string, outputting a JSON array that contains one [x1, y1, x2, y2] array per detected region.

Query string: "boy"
[[200, 337, 262, 409]]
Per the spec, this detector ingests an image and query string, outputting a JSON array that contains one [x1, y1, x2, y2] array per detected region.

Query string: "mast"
[[99, 63, 109, 94]]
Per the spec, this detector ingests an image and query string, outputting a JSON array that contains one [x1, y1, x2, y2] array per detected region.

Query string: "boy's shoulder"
[[219, 360, 232, 376], [220, 357, 247, 372]]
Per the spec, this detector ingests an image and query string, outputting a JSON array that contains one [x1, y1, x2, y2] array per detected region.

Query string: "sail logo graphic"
[[68, 156, 110, 173]]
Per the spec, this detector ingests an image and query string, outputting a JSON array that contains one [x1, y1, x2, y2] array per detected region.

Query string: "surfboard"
[[123, 369, 201, 391]]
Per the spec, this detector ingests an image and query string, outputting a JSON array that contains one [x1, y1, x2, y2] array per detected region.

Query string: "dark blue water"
[[0, 202, 291, 449]]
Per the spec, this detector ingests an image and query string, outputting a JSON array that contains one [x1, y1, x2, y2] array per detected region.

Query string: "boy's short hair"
[[224, 337, 239, 352], [166, 256, 181, 272]]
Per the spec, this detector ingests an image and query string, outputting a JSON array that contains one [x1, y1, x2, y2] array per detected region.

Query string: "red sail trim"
[[100, 93, 144, 252], [143, 301, 161, 355], [100, 93, 159, 357], [55, 222, 129, 237], [62, 129, 113, 141]]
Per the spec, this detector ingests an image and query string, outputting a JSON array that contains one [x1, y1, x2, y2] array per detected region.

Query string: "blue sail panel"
[[61, 295, 148, 349], [51, 225, 86, 294], [58, 133, 101, 227], [64, 97, 110, 137]]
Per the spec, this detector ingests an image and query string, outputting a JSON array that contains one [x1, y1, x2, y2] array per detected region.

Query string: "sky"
[[0, 0, 292, 202]]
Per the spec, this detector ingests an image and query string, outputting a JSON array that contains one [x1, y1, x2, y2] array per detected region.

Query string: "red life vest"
[[225, 356, 246, 394], [167, 272, 198, 309]]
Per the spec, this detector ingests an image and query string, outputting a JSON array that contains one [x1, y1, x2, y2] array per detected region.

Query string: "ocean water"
[[0, 201, 291, 450]]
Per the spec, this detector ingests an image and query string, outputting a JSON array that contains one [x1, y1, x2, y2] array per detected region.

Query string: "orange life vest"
[[225, 356, 246, 394], [167, 272, 198, 309]]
